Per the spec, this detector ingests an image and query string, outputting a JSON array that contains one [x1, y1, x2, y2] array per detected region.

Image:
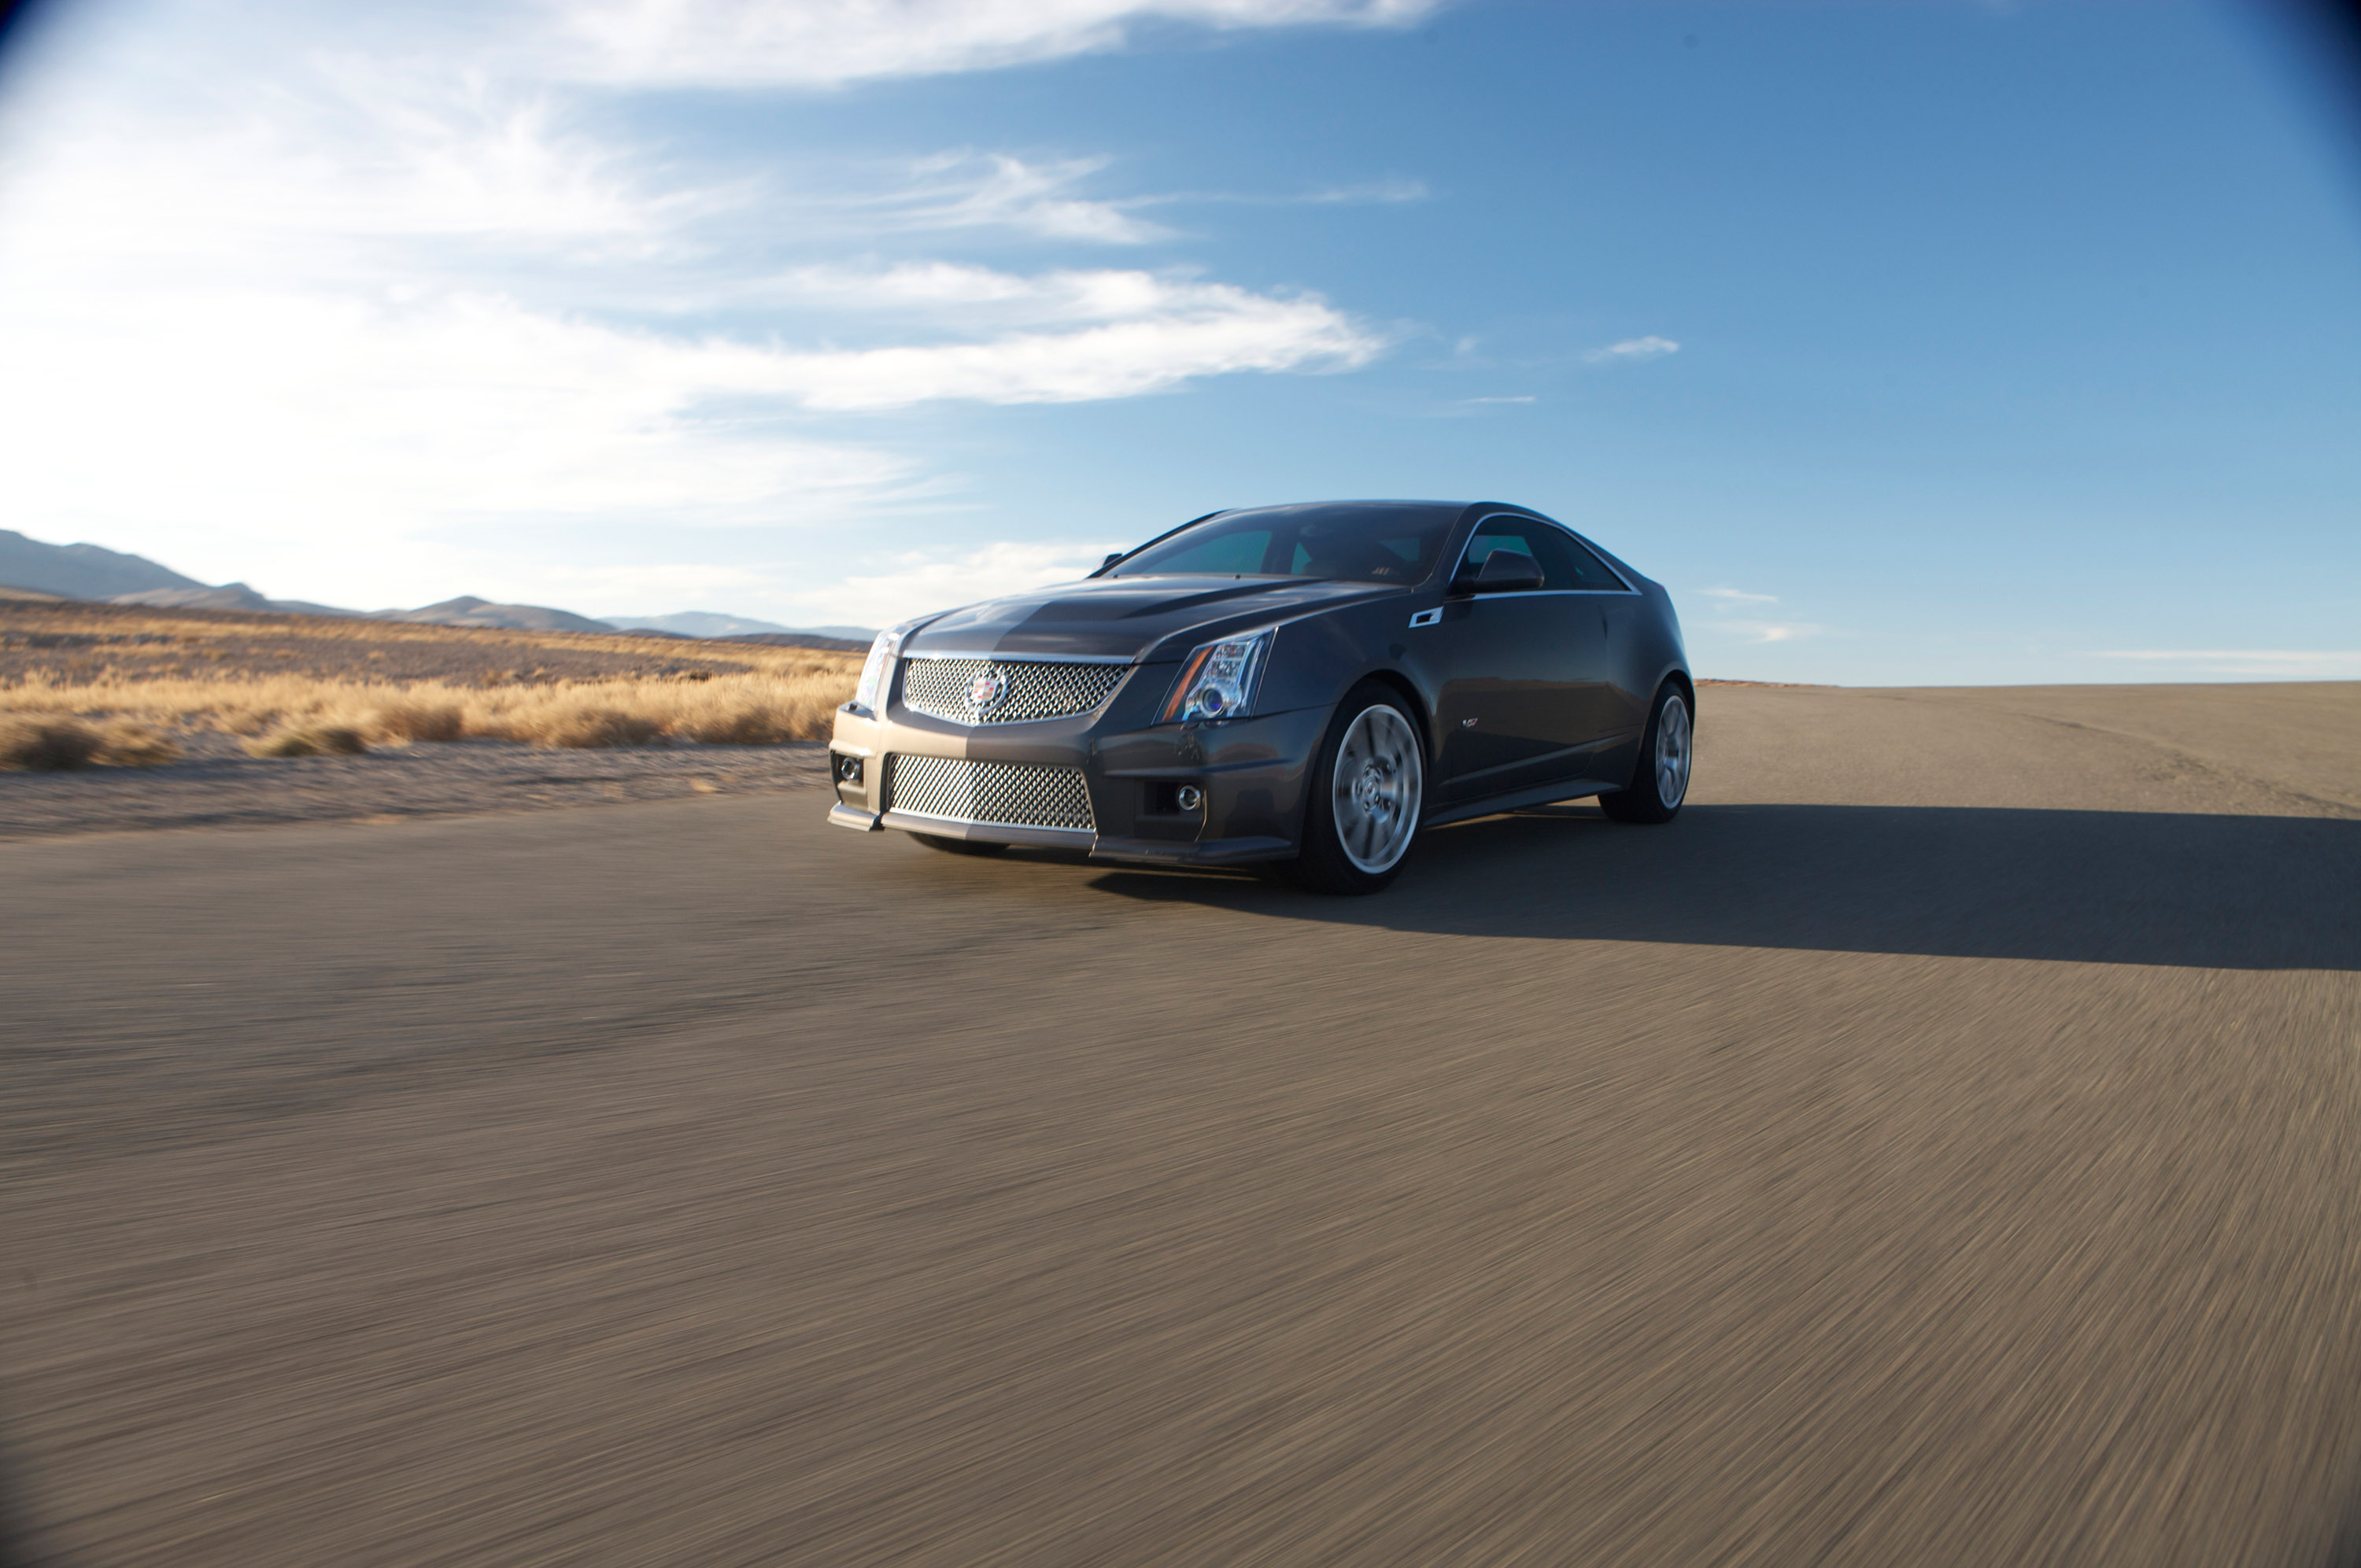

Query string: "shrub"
[[506, 705, 669, 749], [369, 696, 467, 743], [247, 722, 369, 758], [0, 714, 102, 770], [94, 721, 181, 768], [677, 703, 787, 746]]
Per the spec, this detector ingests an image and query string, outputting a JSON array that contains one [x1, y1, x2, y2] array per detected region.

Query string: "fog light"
[[835, 754, 863, 784], [1176, 784, 1203, 812]]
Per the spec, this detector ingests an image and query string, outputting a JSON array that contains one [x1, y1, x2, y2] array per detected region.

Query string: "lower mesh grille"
[[885, 754, 1096, 832]]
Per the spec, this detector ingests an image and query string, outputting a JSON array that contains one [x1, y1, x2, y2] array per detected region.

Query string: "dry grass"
[[2, 666, 856, 753], [0, 714, 183, 771], [370, 695, 466, 743], [0, 600, 862, 757], [95, 721, 183, 767]]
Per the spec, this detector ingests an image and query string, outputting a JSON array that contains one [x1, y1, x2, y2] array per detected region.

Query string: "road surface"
[[4, 681, 2357, 1566]]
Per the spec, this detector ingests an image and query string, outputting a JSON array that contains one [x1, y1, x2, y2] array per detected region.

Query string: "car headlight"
[[852, 621, 918, 714], [1158, 627, 1274, 724]]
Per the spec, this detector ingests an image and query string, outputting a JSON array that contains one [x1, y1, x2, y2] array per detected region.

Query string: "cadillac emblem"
[[966, 669, 1009, 711]]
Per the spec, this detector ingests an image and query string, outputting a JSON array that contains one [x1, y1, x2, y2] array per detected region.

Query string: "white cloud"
[[2095, 650, 2361, 677], [559, 0, 1446, 87], [1701, 586, 1777, 606], [0, 39, 1387, 606], [0, 254, 1367, 587], [815, 539, 1123, 626], [1707, 619, 1820, 644], [873, 153, 1168, 243], [765, 261, 1298, 326], [774, 305, 1377, 409], [0, 281, 928, 589], [1584, 334, 1679, 364], [1302, 177, 1429, 205], [752, 272, 1384, 407]]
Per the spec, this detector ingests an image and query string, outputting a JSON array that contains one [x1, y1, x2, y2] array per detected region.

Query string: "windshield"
[[1109, 504, 1456, 585]]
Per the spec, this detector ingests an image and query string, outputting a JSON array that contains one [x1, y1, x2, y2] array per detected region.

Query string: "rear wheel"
[[1598, 683, 1691, 824], [911, 832, 1009, 856], [1286, 683, 1426, 895]]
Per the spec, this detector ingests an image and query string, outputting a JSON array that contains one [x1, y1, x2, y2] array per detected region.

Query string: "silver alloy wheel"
[[1655, 693, 1692, 810], [1332, 703, 1423, 873]]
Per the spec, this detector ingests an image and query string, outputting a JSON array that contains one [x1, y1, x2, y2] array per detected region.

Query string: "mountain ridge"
[[1, 529, 205, 599], [2, 526, 874, 643]]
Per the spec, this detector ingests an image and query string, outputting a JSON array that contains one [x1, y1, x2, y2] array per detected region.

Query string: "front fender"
[[1254, 600, 1442, 744]]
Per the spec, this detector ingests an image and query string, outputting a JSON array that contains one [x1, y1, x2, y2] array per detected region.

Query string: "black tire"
[[1598, 682, 1692, 825], [911, 832, 1010, 856], [1284, 681, 1427, 895]]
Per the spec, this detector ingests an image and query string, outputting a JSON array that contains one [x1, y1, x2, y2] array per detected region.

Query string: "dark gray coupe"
[[827, 500, 1693, 893]]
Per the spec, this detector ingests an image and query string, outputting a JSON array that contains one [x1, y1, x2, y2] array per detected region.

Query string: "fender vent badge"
[[1407, 608, 1443, 629]]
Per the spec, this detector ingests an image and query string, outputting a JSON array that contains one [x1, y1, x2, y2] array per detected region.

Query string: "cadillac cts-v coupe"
[[827, 500, 1692, 894]]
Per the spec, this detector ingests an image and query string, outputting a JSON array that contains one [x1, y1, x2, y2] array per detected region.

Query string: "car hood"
[[904, 576, 1405, 662]]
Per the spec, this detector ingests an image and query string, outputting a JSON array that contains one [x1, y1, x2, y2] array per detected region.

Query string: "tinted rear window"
[[1110, 507, 1454, 585]]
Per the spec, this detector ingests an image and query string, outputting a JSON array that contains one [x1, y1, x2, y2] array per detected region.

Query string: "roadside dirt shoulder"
[[0, 734, 832, 839]]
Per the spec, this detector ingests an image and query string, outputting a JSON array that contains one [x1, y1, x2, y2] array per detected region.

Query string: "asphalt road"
[[3, 682, 2357, 1566]]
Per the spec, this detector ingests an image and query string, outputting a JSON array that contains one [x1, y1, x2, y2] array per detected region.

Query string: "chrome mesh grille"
[[901, 658, 1127, 725], [885, 754, 1096, 832]]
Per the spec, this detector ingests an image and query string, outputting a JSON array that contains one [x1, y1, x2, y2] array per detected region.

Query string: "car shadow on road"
[[1088, 804, 2361, 972]]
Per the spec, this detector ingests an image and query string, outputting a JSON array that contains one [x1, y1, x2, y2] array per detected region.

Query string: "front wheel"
[[1598, 683, 1691, 825], [1285, 683, 1427, 895]]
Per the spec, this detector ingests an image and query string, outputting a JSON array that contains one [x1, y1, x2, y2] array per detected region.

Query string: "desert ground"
[[2, 680, 2356, 1566]]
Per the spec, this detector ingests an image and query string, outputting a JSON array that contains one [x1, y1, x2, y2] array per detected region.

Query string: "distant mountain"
[[2, 526, 870, 643], [112, 582, 274, 612], [604, 611, 791, 637], [389, 596, 614, 634], [0, 528, 205, 599], [604, 611, 876, 640], [111, 583, 364, 617], [722, 631, 873, 653]]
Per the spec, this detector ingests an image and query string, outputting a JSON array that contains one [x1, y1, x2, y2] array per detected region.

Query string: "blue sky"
[[0, 0, 2355, 682]]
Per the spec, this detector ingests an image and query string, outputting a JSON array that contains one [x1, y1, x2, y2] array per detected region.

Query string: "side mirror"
[[1459, 548, 1544, 593], [1098, 552, 1126, 574]]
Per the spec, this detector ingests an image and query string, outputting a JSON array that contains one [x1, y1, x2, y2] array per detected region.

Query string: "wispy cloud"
[[726, 264, 1387, 406], [1118, 174, 1432, 218], [1584, 334, 1679, 364], [0, 33, 1390, 607], [764, 261, 1316, 327], [1462, 394, 1535, 404], [817, 540, 1123, 626], [1692, 589, 1813, 642], [866, 153, 1169, 244], [1299, 177, 1431, 205], [1713, 621, 1820, 644], [2095, 650, 2361, 677], [558, 0, 1447, 88], [754, 282, 1384, 408]]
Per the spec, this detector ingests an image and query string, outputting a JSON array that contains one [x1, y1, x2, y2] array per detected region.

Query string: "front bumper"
[[826, 688, 1327, 868]]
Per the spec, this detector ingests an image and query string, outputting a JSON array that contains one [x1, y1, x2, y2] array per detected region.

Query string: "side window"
[[1149, 529, 1273, 575], [1461, 529, 1537, 573], [1512, 526, 1590, 589], [1461, 518, 1628, 590], [1543, 529, 1629, 591]]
